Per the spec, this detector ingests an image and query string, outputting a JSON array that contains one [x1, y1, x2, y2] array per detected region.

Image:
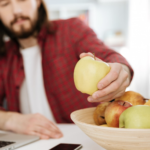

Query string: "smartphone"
[[49, 143, 82, 150]]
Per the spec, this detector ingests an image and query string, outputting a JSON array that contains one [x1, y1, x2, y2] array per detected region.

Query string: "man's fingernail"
[[55, 134, 63, 138], [88, 52, 93, 55], [93, 93, 99, 99], [88, 97, 94, 102], [98, 83, 103, 90]]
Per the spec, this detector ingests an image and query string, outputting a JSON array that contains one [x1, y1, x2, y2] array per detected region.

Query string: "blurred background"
[[44, 0, 150, 98]]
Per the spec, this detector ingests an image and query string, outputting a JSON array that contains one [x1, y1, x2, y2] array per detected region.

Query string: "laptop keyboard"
[[0, 141, 15, 148]]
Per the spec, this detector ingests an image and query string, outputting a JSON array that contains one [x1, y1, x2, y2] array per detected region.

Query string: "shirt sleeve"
[[69, 18, 134, 80], [0, 60, 6, 111]]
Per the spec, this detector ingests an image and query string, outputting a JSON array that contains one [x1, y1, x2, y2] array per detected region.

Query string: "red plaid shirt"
[[0, 18, 133, 123]]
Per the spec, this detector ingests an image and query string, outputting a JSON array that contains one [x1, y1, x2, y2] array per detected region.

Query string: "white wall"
[[95, 1, 128, 40], [126, 0, 150, 98], [44, 0, 97, 4], [44, 0, 128, 42]]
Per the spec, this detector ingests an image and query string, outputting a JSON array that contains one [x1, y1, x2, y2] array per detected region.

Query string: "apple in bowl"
[[115, 91, 146, 106], [119, 105, 150, 129], [71, 107, 150, 150], [93, 102, 111, 125], [105, 100, 132, 127]]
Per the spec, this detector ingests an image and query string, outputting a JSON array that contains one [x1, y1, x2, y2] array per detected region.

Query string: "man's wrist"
[[121, 64, 132, 82], [0, 111, 20, 132]]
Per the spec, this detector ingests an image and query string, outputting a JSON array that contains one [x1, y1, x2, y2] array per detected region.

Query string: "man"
[[0, 0, 133, 139]]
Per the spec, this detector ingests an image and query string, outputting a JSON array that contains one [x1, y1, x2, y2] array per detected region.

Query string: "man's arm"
[[70, 18, 134, 102], [0, 111, 12, 130], [0, 60, 63, 139], [0, 110, 63, 139], [70, 18, 133, 79]]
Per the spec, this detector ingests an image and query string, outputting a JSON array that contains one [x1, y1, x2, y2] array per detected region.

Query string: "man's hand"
[[4, 112, 63, 139], [80, 52, 131, 102]]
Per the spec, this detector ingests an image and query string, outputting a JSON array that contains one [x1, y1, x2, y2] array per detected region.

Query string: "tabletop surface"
[[17, 124, 105, 150]]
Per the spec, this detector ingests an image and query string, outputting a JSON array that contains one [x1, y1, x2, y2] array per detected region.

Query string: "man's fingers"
[[88, 88, 125, 102], [41, 120, 57, 131], [30, 131, 49, 140], [34, 114, 63, 137], [97, 63, 121, 91], [50, 121, 62, 133], [88, 92, 116, 102], [40, 135, 50, 139], [114, 90, 126, 99], [80, 52, 103, 62], [34, 126, 63, 139], [92, 69, 128, 99], [40, 120, 63, 136], [30, 131, 62, 140], [80, 52, 94, 58], [34, 126, 51, 137], [38, 115, 61, 132]]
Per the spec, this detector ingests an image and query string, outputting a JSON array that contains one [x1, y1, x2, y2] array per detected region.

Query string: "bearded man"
[[0, 0, 133, 139]]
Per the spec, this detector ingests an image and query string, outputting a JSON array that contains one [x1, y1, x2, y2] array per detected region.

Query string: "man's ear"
[[36, 0, 42, 8]]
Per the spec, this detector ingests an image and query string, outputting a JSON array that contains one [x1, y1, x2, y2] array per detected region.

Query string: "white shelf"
[[98, 0, 127, 2], [45, 1, 128, 47], [47, 3, 95, 11], [47, 3, 97, 31]]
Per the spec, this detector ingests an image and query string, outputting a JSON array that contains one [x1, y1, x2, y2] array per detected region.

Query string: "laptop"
[[0, 131, 39, 150]]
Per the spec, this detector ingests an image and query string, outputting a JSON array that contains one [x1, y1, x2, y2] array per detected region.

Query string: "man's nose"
[[11, 1, 22, 17]]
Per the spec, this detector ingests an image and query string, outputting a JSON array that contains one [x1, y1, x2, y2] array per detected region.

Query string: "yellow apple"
[[74, 56, 110, 95]]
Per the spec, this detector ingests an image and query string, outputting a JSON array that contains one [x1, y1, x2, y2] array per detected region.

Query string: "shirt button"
[[16, 86, 19, 90], [21, 66, 24, 70]]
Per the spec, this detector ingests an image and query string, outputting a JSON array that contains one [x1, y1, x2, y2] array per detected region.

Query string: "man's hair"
[[0, 1, 51, 56]]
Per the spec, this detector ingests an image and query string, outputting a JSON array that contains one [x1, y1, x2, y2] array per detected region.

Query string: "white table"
[[17, 124, 105, 150]]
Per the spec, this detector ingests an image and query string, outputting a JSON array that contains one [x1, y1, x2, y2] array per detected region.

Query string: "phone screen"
[[49, 143, 82, 150]]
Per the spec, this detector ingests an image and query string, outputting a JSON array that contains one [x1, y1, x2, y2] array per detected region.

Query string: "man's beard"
[[4, 15, 38, 39]]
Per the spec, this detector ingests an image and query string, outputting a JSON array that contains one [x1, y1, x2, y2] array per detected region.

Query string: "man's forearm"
[[0, 111, 63, 139], [0, 111, 18, 131]]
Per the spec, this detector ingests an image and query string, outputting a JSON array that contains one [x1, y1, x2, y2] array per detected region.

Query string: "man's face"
[[0, 0, 41, 39]]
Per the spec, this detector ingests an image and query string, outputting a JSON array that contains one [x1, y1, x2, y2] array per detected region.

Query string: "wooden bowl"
[[71, 107, 150, 150]]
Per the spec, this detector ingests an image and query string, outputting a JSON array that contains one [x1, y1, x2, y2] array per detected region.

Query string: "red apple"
[[105, 100, 132, 127]]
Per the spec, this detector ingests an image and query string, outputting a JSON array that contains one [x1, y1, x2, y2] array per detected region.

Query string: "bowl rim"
[[71, 107, 150, 132]]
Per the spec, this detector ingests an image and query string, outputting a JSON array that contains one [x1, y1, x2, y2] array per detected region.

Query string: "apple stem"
[[144, 98, 149, 101], [100, 116, 105, 119], [93, 53, 96, 60], [123, 102, 126, 106]]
